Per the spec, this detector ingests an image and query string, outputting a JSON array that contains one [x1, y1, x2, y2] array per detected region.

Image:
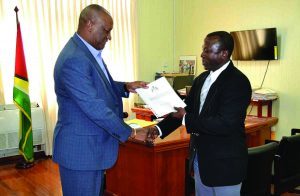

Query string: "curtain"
[[0, 0, 137, 155]]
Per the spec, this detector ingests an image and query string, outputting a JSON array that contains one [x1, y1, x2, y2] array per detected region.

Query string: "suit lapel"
[[199, 62, 234, 115], [102, 61, 124, 118], [102, 61, 121, 98], [71, 34, 118, 100], [200, 83, 218, 115]]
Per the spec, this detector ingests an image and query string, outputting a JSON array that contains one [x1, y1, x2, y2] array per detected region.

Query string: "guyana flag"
[[13, 11, 34, 163]]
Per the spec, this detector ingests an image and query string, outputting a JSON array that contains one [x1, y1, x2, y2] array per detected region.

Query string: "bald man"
[[53, 4, 148, 196]]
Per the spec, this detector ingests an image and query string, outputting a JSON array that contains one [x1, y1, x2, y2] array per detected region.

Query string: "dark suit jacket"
[[157, 61, 252, 186]]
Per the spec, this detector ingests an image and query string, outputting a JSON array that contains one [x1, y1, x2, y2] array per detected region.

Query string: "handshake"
[[130, 126, 160, 144]]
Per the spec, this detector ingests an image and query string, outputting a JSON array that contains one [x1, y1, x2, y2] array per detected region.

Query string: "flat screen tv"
[[230, 28, 278, 60]]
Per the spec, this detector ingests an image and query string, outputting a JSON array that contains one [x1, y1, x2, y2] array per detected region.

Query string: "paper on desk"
[[126, 119, 156, 128], [136, 77, 186, 118]]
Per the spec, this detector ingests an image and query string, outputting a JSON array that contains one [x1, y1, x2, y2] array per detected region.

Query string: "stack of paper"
[[177, 88, 186, 96], [252, 88, 278, 100]]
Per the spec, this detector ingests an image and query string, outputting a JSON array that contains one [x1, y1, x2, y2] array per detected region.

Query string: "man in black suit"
[[147, 31, 252, 195]]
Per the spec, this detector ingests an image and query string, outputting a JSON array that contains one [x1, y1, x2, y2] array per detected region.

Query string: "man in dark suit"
[[147, 31, 252, 195], [53, 4, 148, 196]]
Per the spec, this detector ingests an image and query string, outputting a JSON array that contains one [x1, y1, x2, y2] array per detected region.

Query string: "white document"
[[136, 77, 186, 118]]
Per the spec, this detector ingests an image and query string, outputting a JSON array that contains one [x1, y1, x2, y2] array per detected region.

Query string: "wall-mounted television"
[[230, 28, 278, 60]]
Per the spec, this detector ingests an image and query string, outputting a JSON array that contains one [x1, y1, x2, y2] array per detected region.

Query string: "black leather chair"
[[291, 128, 300, 136], [240, 142, 278, 196], [172, 75, 194, 91], [272, 128, 300, 195]]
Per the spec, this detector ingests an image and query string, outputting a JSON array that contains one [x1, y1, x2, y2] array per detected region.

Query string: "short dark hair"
[[78, 4, 109, 28], [207, 31, 234, 57]]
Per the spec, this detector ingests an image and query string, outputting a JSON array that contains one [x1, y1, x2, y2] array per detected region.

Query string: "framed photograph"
[[179, 56, 196, 75]]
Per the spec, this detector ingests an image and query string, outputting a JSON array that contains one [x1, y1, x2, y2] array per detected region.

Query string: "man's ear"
[[221, 50, 229, 59], [87, 20, 93, 32]]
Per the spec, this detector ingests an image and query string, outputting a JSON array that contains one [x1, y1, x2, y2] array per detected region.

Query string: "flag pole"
[[14, 6, 34, 169], [14, 6, 19, 24]]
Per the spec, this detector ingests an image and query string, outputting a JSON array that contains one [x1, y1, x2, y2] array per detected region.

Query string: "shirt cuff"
[[154, 125, 162, 137], [124, 83, 130, 96], [124, 83, 129, 93], [182, 114, 186, 125]]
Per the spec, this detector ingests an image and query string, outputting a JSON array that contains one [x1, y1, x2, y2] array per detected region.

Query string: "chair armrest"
[[265, 139, 279, 144], [291, 128, 300, 135]]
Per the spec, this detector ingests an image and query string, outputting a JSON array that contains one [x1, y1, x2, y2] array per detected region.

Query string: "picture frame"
[[179, 56, 196, 75]]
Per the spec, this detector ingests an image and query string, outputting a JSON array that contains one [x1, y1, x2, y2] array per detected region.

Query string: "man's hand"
[[129, 127, 159, 145], [146, 126, 159, 144], [172, 107, 186, 119], [125, 81, 148, 93], [130, 128, 137, 139]]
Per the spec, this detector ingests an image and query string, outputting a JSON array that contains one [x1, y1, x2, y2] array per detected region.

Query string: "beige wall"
[[136, 0, 175, 82], [0, 66, 4, 104], [137, 0, 300, 139]]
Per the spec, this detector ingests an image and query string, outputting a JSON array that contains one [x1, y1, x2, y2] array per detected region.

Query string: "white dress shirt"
[[76, 33, 110, 83]]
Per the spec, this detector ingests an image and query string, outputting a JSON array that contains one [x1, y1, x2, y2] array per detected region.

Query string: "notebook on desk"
[[126, 118, 156, 128]]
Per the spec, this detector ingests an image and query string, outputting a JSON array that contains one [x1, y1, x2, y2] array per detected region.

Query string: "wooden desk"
[[106, 116, 278, 196], [245, 116, 278, 147], [106, 126, 189, 196]]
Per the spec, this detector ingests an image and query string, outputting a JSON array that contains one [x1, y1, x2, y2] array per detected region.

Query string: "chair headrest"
[[248, 142, 278, 155]]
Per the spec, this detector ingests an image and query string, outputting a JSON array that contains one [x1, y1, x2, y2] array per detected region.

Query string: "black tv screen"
[[230, 28, 278, 60]]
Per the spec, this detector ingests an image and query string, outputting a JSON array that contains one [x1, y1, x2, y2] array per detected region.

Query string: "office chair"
[[272, 128, 300, 195], [172, 75, 194, 90], [291, 128, 300, 135], [240, 142, 278, 196]]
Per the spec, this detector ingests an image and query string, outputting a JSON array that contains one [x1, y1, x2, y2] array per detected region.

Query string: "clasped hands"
[[130, 126, 159, 144], [129, 107, 186, 144]]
